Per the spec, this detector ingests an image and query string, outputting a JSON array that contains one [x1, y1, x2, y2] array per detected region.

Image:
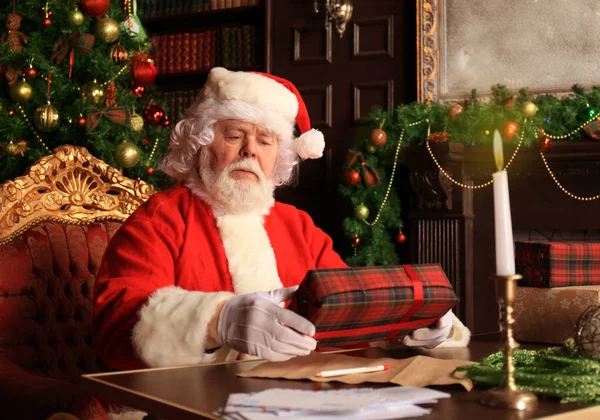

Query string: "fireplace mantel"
[[402, 141, 600, 334]]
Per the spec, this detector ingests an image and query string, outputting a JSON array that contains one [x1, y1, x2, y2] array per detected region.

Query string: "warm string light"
[[15, 104, 51, 153], [427, 122, 525, 189], [361, 118, 426, 227]]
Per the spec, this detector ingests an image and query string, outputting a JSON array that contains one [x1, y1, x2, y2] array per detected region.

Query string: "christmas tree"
[[0, 0, 171, 189]]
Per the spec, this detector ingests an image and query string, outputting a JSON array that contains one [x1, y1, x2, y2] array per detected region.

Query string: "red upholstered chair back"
[[0, 145, 154, 417]]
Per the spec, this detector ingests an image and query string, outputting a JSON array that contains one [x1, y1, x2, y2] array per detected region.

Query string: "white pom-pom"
[[294, 129, 325, 159]]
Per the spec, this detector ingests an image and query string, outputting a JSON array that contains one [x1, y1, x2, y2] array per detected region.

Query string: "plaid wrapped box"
[[288, 264, 458, 346], [515, 242, 600, 288]]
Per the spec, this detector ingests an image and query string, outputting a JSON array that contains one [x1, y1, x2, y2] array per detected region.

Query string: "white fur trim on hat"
[[203, 67, 299, 121], [294, 128, 325, 159]]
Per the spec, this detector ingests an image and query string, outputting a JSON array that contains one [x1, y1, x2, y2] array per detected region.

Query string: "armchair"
[[0, 145, 154, 419]]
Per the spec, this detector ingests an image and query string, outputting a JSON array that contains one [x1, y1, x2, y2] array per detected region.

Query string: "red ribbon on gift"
[[51, 30, 95, 78], [86, 107, 131, 132], [312, 264, 436, 341]]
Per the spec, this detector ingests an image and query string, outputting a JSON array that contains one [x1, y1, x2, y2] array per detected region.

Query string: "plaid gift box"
[[288, 264, 458, 346], [515, 242, 600, 288]]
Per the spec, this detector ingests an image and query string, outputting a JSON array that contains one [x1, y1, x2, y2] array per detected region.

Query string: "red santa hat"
[[200, 67, 325, 159]]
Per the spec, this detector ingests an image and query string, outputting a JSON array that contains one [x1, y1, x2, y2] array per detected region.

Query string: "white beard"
[[196, 149, 276, 216]]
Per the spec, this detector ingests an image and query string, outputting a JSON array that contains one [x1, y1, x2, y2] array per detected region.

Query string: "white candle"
[[492, 130, 516, 276]]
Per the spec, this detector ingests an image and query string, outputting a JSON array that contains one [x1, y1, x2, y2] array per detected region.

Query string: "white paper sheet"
[[219, 386, 449, 419]]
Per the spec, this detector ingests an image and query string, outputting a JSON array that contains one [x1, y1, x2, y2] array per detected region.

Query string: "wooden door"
[[271, 0, 417, 249]]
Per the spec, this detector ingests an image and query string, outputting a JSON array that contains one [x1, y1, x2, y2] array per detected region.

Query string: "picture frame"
[[417, 0, 600, 103]]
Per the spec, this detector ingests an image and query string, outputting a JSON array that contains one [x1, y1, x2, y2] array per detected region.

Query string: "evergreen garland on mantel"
[[340, 84, 600, 266]]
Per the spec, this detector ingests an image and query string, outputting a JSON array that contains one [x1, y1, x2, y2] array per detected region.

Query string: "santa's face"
[[210, 120, 279, 181], [197, 120, 278, 213]]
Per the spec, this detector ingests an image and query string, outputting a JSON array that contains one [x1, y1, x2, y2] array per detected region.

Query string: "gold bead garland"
[[137, 138, 160, 181], [535, 115, 599, 140], [15, 104, 51, 153], [361, 118, 426, 227], [427, 122, 525, 189], [539, 150, 600, 201]]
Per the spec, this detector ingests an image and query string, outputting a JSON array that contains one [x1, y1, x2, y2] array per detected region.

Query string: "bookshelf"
[[139, 0, 272, 122]]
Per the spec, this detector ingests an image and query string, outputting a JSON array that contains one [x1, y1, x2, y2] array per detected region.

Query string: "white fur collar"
[[184, 174, 282, 294], [216, 213, 282, 294]]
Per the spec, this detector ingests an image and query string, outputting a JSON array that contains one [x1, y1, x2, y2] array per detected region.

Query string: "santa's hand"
[[402, 310, 453, 349], [217, 286, 317, 361]]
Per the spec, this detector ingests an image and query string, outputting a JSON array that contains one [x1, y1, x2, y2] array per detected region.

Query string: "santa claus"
[[92, 68, 469, 371]]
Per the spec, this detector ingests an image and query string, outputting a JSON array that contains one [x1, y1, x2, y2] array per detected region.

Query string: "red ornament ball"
[[352, 236, 360, 247], [8, 110, 15, 117], [147, 167, 155, 175], [80, 0, 110, 18], [344, 168, 361, 187], [504, 121, 519, 141], [142, 137, 151, 145], [370, 128, 387, 147], [131, 53, 158, 86], [42, 18, 52, 27], [25, 67, 37, 79], [143, 105, 165, 125], [162, 119, 171, 127], [76, 116, 87, 127], [537, 135, 552, 152], [449, 103, 463, 121], [397, 232, 407, 243]]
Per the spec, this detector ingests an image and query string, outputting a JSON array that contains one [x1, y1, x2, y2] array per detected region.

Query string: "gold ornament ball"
[[130, 113, 144, 132], [115, 141, 141, 168], [523, 101, 538, 118], [354, 203, 370, 220], [33, 103, 60, 132], [574, 304, 600, 360], [9, 80, 33, 103], [68, 8, 85, 26], [365, 144, 377, 153], [95, 17, 121, 43], [84, 81, 105, 104]]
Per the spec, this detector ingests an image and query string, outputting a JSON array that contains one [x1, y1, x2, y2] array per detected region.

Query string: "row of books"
[[151, 26, 257, 75], [156, 89, 201, 123], [139, 0, 260, 19]]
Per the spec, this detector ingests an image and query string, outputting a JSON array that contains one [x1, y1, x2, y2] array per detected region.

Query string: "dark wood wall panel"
[[299, 85, 333, 129], [293, 24, 332, 64], [353, 80, 394, 123], [353, 16, 394, 58], [272, 1, 416, 243]]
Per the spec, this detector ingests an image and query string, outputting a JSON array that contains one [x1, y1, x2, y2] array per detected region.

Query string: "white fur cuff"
[[294, 129, 325, 159], [437, 312, 471, 348], [132, 286, 234, 368]]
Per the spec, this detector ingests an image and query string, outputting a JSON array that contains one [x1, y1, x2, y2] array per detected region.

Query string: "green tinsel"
[[457, 340, 600, 404], [340, 84, 600, 265]]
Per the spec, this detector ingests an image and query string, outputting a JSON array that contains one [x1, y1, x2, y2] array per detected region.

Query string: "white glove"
[[217, 286, 317, 361], [402, 310, 453, 349]]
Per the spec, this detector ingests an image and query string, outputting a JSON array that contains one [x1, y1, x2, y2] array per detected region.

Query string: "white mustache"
[[225, 159, 262, 178]]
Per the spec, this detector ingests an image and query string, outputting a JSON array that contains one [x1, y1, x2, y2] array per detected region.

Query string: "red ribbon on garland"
[[86, 107, 131, 132], [51, 30, 95, 78]]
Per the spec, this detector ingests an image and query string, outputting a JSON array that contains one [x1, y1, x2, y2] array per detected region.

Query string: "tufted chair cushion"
[[0, 221, 121, 418]]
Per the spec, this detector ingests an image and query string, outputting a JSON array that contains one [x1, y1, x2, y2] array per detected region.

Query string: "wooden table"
[[82, 335, 582, 420]]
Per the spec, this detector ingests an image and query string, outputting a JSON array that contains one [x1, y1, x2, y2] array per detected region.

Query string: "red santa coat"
[[92, 183, 347, 370]]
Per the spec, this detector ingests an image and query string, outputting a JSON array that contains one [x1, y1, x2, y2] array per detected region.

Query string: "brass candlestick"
[[480, 274, 538, 410]]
